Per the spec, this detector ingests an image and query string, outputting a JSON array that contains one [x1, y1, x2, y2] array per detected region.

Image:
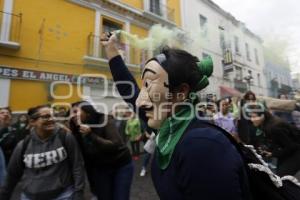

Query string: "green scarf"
[[156, 94, 197, 170], [256, 128, 263, 136]]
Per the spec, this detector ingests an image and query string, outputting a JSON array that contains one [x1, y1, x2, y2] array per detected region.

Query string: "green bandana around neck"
[[156, 93, 198, 170], [256, 128, 263, 136]]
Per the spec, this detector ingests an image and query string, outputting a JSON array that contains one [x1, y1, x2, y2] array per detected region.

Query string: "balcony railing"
[[234, 78, 248, 93], [145, 0, 175, 22], [86, 33, 105, 59], [86, 33, 149, 68], [0, 11, 22, 46]]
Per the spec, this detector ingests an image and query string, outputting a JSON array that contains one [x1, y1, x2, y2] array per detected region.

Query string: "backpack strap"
[[57, 128, 67, 147], [21, 135, 32, 168], [56, 128, 73, 169]]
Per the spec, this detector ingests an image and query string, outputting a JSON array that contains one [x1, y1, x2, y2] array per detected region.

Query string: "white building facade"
[[180, 0, 267, 98], [292, 73, 300, 91]]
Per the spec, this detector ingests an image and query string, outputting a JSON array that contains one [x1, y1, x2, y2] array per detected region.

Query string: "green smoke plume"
[[115, 24, 210, 54]]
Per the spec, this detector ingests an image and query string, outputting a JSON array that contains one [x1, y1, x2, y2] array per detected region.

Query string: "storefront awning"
[[220, 86, 242, 98]]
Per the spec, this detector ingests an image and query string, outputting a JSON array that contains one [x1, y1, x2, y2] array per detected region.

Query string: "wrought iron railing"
[[0, 11, 22, 43]]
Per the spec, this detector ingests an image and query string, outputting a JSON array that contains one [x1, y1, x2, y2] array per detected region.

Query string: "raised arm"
[[100, 32, 148, 123]]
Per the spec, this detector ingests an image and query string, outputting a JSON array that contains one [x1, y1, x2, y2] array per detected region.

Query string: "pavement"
[[11, 154, 159, 200], [130, 155, 158, 200]]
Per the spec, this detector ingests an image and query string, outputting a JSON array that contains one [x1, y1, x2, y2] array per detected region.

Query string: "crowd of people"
[[0, 31, 299, 200], [204, 91, 300, 177]]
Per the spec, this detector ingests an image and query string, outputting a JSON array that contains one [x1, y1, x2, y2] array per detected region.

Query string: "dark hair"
[[71, 101, 102, 124], [0, 107, 12, 114], [17, 114, 29, 123], [278, 94, 288, 99], [27, 104, 51, 120], [159, 48, 204, 92], [217, 97, 231, 110], [248, 103, 273, 123], [243, 91, 256, 101]]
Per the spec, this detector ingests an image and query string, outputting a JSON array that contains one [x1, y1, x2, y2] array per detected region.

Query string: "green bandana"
[[256, 128, 263, 136], [156, 93, 198, 170]]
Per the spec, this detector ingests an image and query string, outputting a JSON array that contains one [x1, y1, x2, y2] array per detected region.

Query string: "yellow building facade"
[[0, 0, 181, 113]]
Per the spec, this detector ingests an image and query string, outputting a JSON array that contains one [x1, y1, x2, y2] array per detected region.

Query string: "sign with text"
[[0, 65, 104, 85]]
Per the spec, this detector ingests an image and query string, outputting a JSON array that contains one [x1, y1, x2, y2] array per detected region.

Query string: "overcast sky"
[[212, 0, 300, 73]]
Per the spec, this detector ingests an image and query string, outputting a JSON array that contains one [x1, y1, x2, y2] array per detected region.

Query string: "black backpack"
[[190, 121, 300, 200]]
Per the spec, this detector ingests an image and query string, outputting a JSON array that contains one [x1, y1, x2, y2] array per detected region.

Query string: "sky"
[[212, 0, 300, 73]]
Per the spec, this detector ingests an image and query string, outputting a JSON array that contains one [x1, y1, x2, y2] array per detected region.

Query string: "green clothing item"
[[125, 118, 141, 141], [232, 103, 240, 119], [156, 94, 198, 170]]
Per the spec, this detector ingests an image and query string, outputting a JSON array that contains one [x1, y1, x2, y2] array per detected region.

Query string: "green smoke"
[[115, 24, 210, 54]]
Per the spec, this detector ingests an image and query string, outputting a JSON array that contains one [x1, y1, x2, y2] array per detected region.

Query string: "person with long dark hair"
[[0, 105, 85, 200], [69, 101, 133, 200], [237, 91, 257, 144], [250, 107, 300, 176]]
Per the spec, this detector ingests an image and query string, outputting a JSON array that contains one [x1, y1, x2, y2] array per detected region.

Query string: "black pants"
[[130, 141, 140, 156], [86, 162, 134, 200]]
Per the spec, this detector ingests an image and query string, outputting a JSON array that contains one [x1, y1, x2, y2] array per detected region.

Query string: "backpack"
[[189, 120, 300, 200]]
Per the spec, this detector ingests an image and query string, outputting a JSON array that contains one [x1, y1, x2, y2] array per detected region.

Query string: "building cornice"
[[67, 0, 177, 29]]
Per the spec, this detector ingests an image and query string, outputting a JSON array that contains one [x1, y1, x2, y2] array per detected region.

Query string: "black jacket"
[[70, 114, 131, 169], [0, 126, 18, 164], [263, 119, 300, 162]]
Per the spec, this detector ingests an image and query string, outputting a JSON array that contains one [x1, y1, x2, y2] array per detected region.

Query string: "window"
[[219, 26, 225, 52], [101, 19, 123, 58], [234, 36, 240, 54], [0, 0, 22, 46], [102, 19, 122, 33], [235, 66, 243, 80], [199, 14, 208, 36], [257, 73, 261, 86], [202, 52, 210, 59], [254, 48, 259, 65], [245, 43, 251, 61], [199, 15, 207, 28], [150, 0, 161, 16]]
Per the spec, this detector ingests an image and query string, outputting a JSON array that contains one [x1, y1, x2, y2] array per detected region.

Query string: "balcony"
[[234, 78, 248, 93], [83, 33, 146, 71], [143, 0, 175, 24], [279, 83, 292, 94], [0, 11, 22, 49]]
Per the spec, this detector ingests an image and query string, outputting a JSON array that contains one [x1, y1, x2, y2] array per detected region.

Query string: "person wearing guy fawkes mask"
[[100, 32, 251, 200]]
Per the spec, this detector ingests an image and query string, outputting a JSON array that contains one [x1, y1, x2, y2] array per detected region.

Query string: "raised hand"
[[100, 32, 120, 60]]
